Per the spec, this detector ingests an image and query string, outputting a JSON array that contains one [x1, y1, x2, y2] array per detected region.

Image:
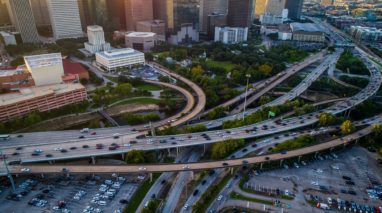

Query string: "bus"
[[0, 135, 10, 140]]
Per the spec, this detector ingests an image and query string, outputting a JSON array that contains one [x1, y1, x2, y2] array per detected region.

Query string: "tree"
[[114, 83, 133, 96], [318, 113, 336, 126], [259, 96, 272, 106], [340, 120, 355, 135], [191, 65, 204, 77], [125, 150, 145, 163], [258, 64, 272, 76], [145, 52, 154, 62], [372, 124, 382, 136]]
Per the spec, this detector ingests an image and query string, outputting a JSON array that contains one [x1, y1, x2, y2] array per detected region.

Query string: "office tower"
[[199, 0, 228, 33], [24, 53, 64, 86], [47, 0, 83, 40], [84, 25, 111, 54], [254, 0, 267, 18], [125, 0, 153, 31], [153, 0, 173, 30], [29, 0, 51, 27], [0, 0, 11, 25], [227, 0, 253, 28], [285, 0, 303, 20], [173, 0, 200, 31], [7, 0, 40, 43], [207, 13, 226, 39], [214, 27, 248, 44], [77, 0, 92, 31], [265, 0, 286, 16]]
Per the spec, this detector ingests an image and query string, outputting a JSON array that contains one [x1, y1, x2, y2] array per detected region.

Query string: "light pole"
[[0, 150, 16, 192], [243, 74, 251, 120]]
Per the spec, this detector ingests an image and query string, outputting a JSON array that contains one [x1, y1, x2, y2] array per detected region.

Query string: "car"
[[242, 149, 248, 152], [201, 180, 207, 185], [183, 204, 189, 210], [61, 149, 68, 153], [222, 162, 229, 166], [342, 176, 352, 181], [217, 195, 223, 201], [91, 132, 97, 135], [119, 199, 128, 204], [96, 144, 103, 149], [251, 144, 258, 147], [62, 168, 69, 173], [54, 147, 62, 151], [242, 160, 249, 165], [113, 133, 120, 139], [183, 165, 191, 169], [138, 167, 146, 171], [15, 147, 23, 150], [79, 135, 85, 139], [151, 194, 156, 199], [161, 180, 166, 185], [12, 152, 19, 156], [348, 190, 356, 195], [17, 134, 23, 138], [345, 181, 355, 185], [193, 189, 199, 196], [171, 142, 177, 145], [45, 154, 53, 158], [21, 168, 30, 173], [70, 147, 77, 150], [82, 145, 89, 149], [280, 150, 287, 154]]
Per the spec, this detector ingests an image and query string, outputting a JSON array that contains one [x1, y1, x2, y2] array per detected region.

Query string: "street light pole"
[[243, 74, 251, 120], [1, 150, 16, 192]]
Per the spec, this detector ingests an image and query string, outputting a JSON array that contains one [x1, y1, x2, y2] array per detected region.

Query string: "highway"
[[230, 50, 327, 114], [5, 121, 378, 175], [0, 49, 379, 164]]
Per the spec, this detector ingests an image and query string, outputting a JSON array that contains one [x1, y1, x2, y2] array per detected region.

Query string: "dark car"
[[119, 199, 128, 204], [61, 149, 68, 153], [208, 170, 215, 176], [161, 180, 166, 185], [130, 140, 137, 144], [242, 160, 249, 164], [15, 147, 23, 150], [12, 152, 19, 156], [151, 194, 156, 199], [70, 147, 77, 150], [280, 150, 287, 154], [251, 144, 257, 147], [82, 145, 89, 148], [201, 180, 207, 185], [96, 144, 103, 149], [45, 154, 53, 158], [78, 135, 85, 139], [348, 190, 356, 195], [222, 162, 229, 166], [171, 142, 177, 145], [193, 189, 199, 196], [342, 176, 352, 180], [242, 148, 248, 152], [17, 135, 23, 138]]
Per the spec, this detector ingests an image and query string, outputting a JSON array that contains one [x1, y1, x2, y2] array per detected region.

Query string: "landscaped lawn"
[[206, 60, 235, 72], [114, 97, 162, 106], [136, 84, 162, 91]]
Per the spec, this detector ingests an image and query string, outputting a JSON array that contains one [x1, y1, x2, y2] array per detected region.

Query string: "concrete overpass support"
[[41, 173, 44, 179], [314, 152, 319, 158], [298, 156, 302, 163], [149, 173, 153, 182], [260, 163, 263, 170], [190, 171, 194, 180], [176, 147, 179, 157], [280, 159, 284, 167], [230, 167, 234, 175], [121, 153, 125, 161], [91, 156, 96, 165]]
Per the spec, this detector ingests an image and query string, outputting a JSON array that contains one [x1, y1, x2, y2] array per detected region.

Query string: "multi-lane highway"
[[0, 48, 379, 164]]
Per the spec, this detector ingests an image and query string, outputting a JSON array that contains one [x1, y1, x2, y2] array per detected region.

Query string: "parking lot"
[[0, 173, 143, 213], [245, 147, 382, 212]]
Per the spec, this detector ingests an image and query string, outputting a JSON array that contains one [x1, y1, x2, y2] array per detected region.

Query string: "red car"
[[91, 132, 96, 135]]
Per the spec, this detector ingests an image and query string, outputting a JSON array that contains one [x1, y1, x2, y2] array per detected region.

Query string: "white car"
[[183, 165, 191, 169], [139, 167, 147, 171], [21, 168, 30, 173], [311, 181, 319, 186], [217, 195, 223, 201], [54, 147, 62, 151], [183, 204, 189, 210], [98, 200, 107, 206]]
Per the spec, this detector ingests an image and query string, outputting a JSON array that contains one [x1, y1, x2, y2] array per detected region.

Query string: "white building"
[[47, 0, 83, 40], [260, 9, 288, 25], [24, 53, 64, 86], [125, 32, 157, 52], [95, 48, 145, 72], [84, 25, 111, 54], [168, 23, 199, 45], [0, 31, 17, 45], [214, 26, 248, 44]]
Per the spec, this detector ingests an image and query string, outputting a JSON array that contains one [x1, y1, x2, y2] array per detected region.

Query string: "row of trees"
[[336, 50, 369, 76], [124, 150, 157, 164], [122, 113, 160, 125], [271, 135, 316, 153], [211, 139, 246, 160], [155, 124, 207, 136]]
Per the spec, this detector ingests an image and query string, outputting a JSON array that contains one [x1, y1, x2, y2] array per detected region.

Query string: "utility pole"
[[1, 150, 16, 192], [242, 74, 251, 120]]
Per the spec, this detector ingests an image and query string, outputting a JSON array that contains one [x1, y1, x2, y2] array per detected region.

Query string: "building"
[[125, 0, 153, 31], [350, 26, 382, 42], [62, 59, 89, 82], [254, 0, 267, 18], [260, 12, 287, 25], [199, 0, 228, 33], [125, 32, 157, 52], [278, 24, 292, 40], [96, 48, 145, 72], [47, 0, 83, 40], [207, 13, 227, 39], [24, 53, 64, 86], [0, 0, 12, 25], [136, 20, 166, 39], [168, 23, 199, 45], [84, 25, 111, 54], [227, 0, 253, 28], [0, 31, 17, 45], [265, 0, 286, 16], [7, 0, 40, 43], [285, 0, 303, 20], [214, 27, 248, 44], [290, 23, 326, 43], [0, 83, 86, 122], [0, 67, 34, 91], [29, 0, 51, 27]]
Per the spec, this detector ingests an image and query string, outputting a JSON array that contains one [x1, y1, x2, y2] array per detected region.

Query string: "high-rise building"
[[84, 25, 111, 54], [227, 0, 253, 28], [207, 13, 227, 39], [265, 0, 286, 16], [136, 20, 166, 39], [125, 32, 157, 52], [199, 0, 228, 33], [125, 0, 153, 31], [285, 0, 303, 20], [47, 0, 83, 40], [7, 0, 40, 43], [254, 0, 267, 18], [153, 0, 173, 30], [0, 0, 11, 25], [29, 0, 51, 27], [24, 53, 64, 86], [172, 0, 200, 32]]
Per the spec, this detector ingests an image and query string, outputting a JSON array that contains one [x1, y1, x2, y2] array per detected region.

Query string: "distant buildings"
[[285, 0, 303, 20], [290, 23, 325, 43], [214, 26, 248, 44], [0, 31, 17, 45], [96, 48, 145, 72], [0, 83, 86, 122], [207, 13, 227, 39], [7, 0, 40, 43], [47, 0, 83, 40], [24, 53, 64, 86], [227, 0, 253, 28], [125, 32, 157, 52], [84, 25, 111, 54], [168, 23, 199, 45], [199, 0, 228, 33], [136, 20, 166, 40], [350, 26, 382, 42], [29, 0, 51, 27], [0, 67, 34, 90], [260, 10, 288, 25], [125, 0, 153, 31]]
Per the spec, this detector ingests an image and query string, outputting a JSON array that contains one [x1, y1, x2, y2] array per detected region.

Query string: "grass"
[[114, 97, 162, 106], [136, 84, 162, 91], [105, 76, 118, 83], [123, 173, 161, 213], [205, 60, 235, 72], [230, 192, 274, 205]]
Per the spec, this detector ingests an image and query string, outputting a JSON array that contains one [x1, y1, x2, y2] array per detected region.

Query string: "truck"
[[317, 203, 330, 210], [80, 128, 89, 133]]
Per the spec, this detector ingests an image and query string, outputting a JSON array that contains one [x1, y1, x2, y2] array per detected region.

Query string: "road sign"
[[268, 111, 276, 118]]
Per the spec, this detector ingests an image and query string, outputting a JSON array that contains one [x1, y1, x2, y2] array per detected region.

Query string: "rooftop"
[[62, 59, 88, 75], [87, 25, 104, 31], [290, 23, 324, 33], [0, 67, 25, 77], [0, 83, 85, 106], [96, 48, 144, 59], [126, 32, 157, 37], [24, 53, 62, 69]]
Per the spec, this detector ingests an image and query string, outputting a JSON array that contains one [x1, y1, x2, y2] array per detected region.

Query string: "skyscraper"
[[29, 0, 51, 27], [285, 0, 304, 20], [153, 0, 173, 30], [173, 0, 200, 31], [8, 0, 40, 43], [84, 25, 111, 54], [227, 0, 253, 28], [125, 0, 153, 31], [254, 0, 267, 18], [265, 0, 286, 16], [199, 0, 228, 33], [47, 0, 83, 40], [0, 0, 11, 25]]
